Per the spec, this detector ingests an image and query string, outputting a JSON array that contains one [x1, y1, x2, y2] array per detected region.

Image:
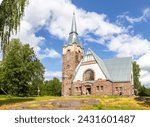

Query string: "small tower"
[[62, 13, 83, 96]]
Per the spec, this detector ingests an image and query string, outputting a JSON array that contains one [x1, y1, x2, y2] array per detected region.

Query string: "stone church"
[[62, 14, 134, 96]]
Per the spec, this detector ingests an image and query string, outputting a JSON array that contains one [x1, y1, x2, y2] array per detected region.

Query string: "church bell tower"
[[62, 13, 83, 96]]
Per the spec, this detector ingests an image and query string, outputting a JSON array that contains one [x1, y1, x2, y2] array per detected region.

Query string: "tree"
[[132, 61, 150, 96], [0, 39, 44, 96], [0, 61, 5, 94], [133, 61, 141, 95], [49, 78, 61, 96], [40, 78, 62, 96], [0, 0, 28, 58]]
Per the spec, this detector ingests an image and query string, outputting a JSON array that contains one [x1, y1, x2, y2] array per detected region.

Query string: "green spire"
[[65, 12, 82, 48]]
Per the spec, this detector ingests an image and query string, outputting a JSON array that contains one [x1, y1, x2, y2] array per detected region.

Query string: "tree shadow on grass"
[[0, 97, 35, 106], [134, 97, 150, 109]]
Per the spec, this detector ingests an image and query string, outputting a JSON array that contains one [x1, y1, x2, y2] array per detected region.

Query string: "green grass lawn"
[[0, 95, 150, 110]]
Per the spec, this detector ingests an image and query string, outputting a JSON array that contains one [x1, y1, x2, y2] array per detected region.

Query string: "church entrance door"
[[86, 87, 91, 95]]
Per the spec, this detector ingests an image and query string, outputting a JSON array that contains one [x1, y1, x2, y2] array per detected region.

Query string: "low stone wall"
[[92, 80, 113, 96], [113, 82, 134, 96], [72, 80, 134, 96]]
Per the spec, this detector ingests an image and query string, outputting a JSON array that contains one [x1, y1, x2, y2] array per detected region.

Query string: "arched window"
[[83, 69, 94, 81]]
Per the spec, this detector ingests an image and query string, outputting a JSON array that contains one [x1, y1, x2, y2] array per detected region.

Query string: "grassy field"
[[0, 95, 150, 110]]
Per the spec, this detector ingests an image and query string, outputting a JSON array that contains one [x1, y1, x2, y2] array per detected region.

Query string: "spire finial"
[[70, 12, 77, 34], [73, 11, 75, 15]]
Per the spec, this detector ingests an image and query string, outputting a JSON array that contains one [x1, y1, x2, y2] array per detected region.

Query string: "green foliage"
[[0, 96, 34, 105], [138, 86, 150, 96], [0, 0, 28, 57], [0, 62, 4, 94], [133, 61, 150, 96], [0, 39, 44, 96], [40, 78, 62, 96], [145, 88, 150, 96], [133, 61, 141, 91]]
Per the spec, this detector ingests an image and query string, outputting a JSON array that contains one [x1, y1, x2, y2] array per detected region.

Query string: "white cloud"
[[39, 48, 61, 59], [107, 34, 150, 57], [16, 20, 45, 47], [44, 70, 62, 80], [20, 0, 124, 43], [137, 53, 150, 70], [48, 7, 124, 40], [137, 54, 150, 86], [45, 48, 61, 58], [0, 0, 2, 4], [37, 48, 61, 60], [140, 70, 150, 86], [117, 8, 150, 24]]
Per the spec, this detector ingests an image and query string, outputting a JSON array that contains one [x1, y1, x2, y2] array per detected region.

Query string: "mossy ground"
[[0, 95, 150, 110]]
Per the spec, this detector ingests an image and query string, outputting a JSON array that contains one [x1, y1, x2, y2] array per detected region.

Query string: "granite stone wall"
[[62, 45, 83, 96], [71, 80, 134, 96]]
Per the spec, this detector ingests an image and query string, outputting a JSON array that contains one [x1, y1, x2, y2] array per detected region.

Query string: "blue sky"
[[1, 0, 150, 87]]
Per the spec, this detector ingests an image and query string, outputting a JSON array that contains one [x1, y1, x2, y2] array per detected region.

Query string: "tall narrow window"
[[120, 87, 123, 91], [115, 87, 118, 91], [76, 87, 78, 91], [66, 49, 71, 61], [96, 86, 99, 91], [100, 86, 103, 91]]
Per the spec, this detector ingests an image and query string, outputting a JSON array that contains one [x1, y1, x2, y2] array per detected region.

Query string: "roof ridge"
[[103, 57, 132, 62], [89, 49, 111, 80]]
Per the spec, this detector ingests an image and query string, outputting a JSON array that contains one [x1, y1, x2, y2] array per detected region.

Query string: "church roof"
[[64, 13, 82, 48], [90, 49, 132, 82], [104, 57, 132, 82]]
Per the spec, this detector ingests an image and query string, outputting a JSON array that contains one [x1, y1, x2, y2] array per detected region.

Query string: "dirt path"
[[10, 99, 100, 110]]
